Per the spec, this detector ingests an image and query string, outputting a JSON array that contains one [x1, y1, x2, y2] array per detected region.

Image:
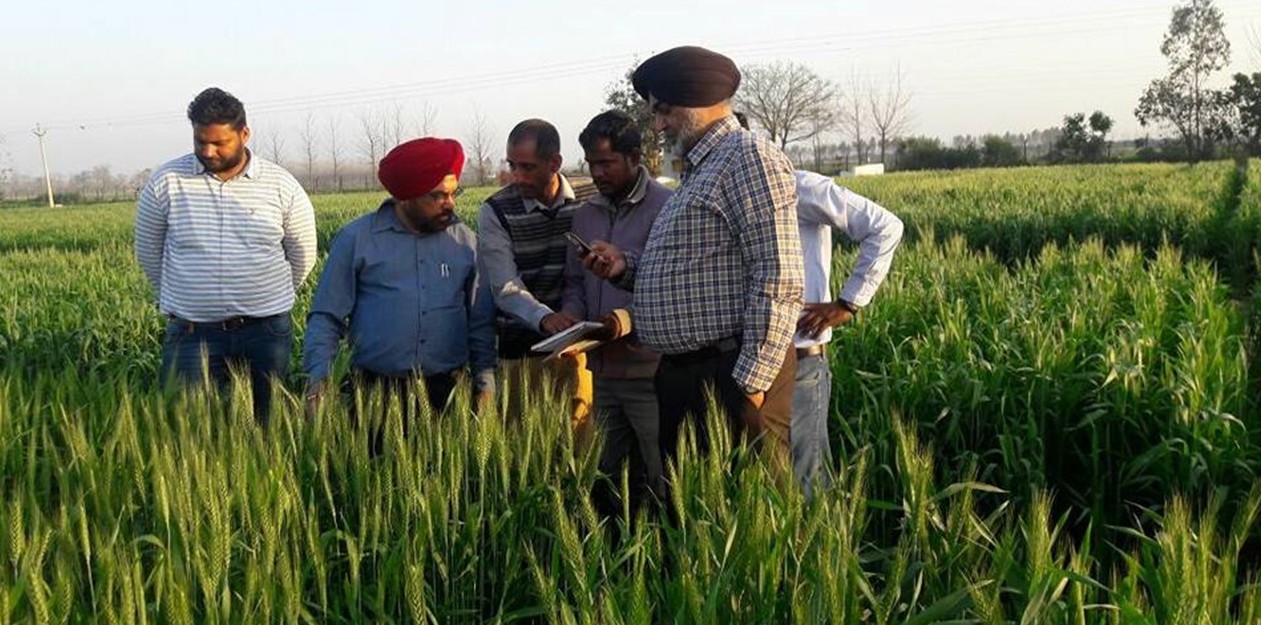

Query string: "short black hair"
[[187, 87, 247, 129], [578, 110, 642, 156], [734, 111, 750, 130], [507, 119, 561, 159]]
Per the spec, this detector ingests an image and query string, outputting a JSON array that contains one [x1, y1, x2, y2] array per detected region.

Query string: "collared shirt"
[[476, 174, 580, 330], [562, 165, 670, 379], [303, 201, 496, 392], [134, 152, 317, 322], [794, 170, 904, 348], [622, 115, 804, 393]]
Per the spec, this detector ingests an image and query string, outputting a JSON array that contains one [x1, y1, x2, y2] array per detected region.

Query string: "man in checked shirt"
[[584, 46, 804, 475]]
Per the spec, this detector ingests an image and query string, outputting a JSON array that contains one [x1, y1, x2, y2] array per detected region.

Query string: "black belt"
[[168, 313, 281, 332], [662, 335, 741, 366]]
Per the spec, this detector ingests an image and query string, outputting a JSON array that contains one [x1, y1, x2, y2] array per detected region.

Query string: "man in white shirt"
[[793, 169, 904, 496], [135, 87, 317, 425]]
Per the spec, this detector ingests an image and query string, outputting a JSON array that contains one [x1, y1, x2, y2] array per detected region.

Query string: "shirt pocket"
[[424, 251, 475, 311]]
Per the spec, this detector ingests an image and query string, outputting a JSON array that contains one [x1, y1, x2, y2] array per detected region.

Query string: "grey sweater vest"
[[486, 179, 597, 357]]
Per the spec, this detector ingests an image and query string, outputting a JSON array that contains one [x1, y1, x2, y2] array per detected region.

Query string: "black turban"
[[632, 46, 741, 107]]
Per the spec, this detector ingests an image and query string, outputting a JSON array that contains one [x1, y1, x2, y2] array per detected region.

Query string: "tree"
[[604, 63, 664, 176], [1052, 111, 1113, 163], [981, 135, 1022, 167], [414, 102, 437, 137], [465, 107, 495, 187], [868, 67, 913, 166], [358, 108, 384, 184], [0, 135, 11, 201], [298, 113, 319, 189], [841, 72, 868, 165], [327, 115, 344, 191], [1135, 0, 1232, 162], [262, 127, 287, 166], [1221, 72, 1261, 154], [734, 61, 837, 150]]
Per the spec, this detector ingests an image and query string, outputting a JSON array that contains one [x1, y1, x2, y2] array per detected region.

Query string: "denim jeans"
[[160, 314, 293, 426], [791, 353, 833, 497]]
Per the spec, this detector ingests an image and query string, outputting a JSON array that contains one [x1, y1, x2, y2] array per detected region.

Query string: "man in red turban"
[[304, 137, 497, 442]]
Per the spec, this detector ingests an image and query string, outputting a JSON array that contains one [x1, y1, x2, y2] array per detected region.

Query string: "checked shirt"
[[622, 115, 803, 393]]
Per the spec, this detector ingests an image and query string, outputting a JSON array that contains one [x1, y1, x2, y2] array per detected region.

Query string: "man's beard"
[[198, 148, 246, 174], [669, 109, 708, 156]]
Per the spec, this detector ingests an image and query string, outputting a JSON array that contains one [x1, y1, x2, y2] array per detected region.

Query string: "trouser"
[[591, 376, 662, 516], [500, 352, 593, 431], [344, 369, 459, 455], [790, 351, 834, 498], [655, 337, 795, 475], [161, 313, 292, 427]]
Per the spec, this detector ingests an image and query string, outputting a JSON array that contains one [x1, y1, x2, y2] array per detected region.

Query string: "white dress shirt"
[[794, 170, 904, 348]]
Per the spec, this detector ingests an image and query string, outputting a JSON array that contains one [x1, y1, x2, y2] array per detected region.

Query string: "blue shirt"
[[303, 201, 496, 392]]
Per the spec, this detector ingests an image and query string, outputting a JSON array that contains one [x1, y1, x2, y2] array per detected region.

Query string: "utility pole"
[[32, 124, 55, 207]]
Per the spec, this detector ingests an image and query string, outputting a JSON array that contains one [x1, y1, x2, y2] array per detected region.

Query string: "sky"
[[1, 0, 1259, 177]]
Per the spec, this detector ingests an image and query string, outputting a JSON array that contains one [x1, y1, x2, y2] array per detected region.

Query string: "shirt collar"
[[523, 173, 576, 213], [194, 149, 257, 180], [684, 115, 741, 173], [589, 165, 650, 211]]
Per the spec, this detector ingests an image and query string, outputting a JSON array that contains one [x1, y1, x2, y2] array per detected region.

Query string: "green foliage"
[[2, 164, 1261, 621]]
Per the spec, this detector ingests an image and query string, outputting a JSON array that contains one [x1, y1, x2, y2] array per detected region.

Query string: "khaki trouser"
[[501, 352, 594, 435]]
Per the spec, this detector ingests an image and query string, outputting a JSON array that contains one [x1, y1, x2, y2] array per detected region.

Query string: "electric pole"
[[32, 124, 54, 208]]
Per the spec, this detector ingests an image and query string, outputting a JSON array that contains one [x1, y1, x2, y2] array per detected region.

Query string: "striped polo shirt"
[[134, 152, 318, 322]]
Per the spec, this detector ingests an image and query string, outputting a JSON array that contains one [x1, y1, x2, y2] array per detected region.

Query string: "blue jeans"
[[161, 314, 293, 426], [791, 353, 833, 497]]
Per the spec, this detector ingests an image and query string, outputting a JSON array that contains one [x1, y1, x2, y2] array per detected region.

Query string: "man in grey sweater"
[[562, 110, 672, 514]]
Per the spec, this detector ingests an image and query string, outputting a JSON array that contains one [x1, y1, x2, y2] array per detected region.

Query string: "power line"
[[7, 3, 1258, 136]]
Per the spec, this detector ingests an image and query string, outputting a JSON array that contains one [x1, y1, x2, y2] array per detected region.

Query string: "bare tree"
[[298, 112, 319, 190], [327, 115, 344, 192], [735, 61, 837, 149], [465, 107, 495, 186], [868, 67, 913, 165], [414, 102, 438, 137], [1249, 25, 1261, 68], [261, 126, 287, 166], [0, 134, 11, 201], [358, 108, 384, 186], [385, 102, 407, 149], [841, 72, 868, 166]]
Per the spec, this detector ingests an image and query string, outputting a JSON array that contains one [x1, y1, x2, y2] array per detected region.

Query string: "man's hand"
[[745, 390, 765, 410], [540, 312, 579, 335], [582, 241, 627, 280], [797, 302, 855, 339], [304, 380, 328, 419], [474, 389, 495, 414]]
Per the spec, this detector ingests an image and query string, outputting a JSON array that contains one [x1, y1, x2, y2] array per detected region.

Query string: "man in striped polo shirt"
[[477, 119, 596, 426], [135, 87, 317, 425]]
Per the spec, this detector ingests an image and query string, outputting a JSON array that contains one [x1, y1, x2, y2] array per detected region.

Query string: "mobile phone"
[[564, 231, 594, 257]]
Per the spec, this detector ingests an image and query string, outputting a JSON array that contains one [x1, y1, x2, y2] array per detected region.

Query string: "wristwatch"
[[837, 298, 861, 315]]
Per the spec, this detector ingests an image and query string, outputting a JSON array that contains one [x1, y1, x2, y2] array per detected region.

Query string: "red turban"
[[377, 138, 465, 201]]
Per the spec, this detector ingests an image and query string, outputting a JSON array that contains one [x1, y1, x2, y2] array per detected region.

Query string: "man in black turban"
[[584, 45, 805, 484]]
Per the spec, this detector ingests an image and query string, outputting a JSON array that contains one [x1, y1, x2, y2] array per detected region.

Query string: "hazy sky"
[[2, 0, 1259, 177]]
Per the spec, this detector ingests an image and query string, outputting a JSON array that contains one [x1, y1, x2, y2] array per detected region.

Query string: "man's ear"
[[240, 125, 252, 145], [549, 153, 563, 173]]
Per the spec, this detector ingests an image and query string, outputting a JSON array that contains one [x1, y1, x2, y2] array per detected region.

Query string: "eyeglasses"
[[422, 187, 465, 204]]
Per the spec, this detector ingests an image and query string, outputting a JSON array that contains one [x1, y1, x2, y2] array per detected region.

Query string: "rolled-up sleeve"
[[729, 146, 804, 393]]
